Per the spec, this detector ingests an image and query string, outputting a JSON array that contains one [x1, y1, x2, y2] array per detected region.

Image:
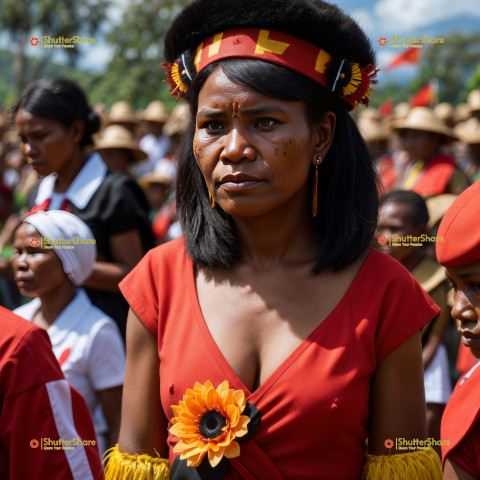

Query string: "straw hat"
[[164, 103, 190, 136], [393, 107, 458, 141], [433, 102, 454, 127], [454, 117, 480, 144], [108, 101, 138, 124], [94, 125, 147, 162], [467, 90, 480, 113], [138, 160, 177, 188], [141, 101, 169, 123], [426, 194, 458, 231], [454, 103, 471, 124], [357, 116, 389, 142]]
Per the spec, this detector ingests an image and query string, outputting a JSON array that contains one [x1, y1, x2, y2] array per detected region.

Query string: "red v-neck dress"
[[119, 238, 439, 480]]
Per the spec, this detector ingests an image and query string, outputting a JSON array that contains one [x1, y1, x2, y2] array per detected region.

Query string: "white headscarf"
[[24, 210, 97, 286]]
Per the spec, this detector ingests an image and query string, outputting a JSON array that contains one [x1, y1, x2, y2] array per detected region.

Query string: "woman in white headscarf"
[[11, 210, 125, 456]]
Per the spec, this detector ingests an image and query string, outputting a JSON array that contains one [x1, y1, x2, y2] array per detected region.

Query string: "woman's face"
[[15, 109, 81, 177], [446, 259, 480, 358], [12, 223, 68, 298], [398, 129, 441, 163], [193, 67, 334, 218]]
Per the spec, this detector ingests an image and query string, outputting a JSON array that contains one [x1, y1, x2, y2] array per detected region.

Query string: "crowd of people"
[[1, 0, 480, 478]]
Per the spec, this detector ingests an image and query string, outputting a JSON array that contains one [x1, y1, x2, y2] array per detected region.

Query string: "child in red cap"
[[437, 180, 480, 478]]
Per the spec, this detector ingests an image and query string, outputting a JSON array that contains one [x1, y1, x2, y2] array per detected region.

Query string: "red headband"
[[163, 28, 378, 109]]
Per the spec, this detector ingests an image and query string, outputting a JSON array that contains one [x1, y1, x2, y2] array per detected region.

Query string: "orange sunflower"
[[169, 380, 251, 468]]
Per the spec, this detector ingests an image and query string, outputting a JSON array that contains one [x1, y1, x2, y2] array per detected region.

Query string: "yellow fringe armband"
[[362, 446, 442, 480], [103, 444, 170, 480]]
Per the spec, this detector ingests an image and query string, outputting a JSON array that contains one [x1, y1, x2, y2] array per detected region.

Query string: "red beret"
[[436, 180, 480, 267]]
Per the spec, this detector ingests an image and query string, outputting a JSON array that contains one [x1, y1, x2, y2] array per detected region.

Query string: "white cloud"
[[375, 0, 480, 32], [349, 0, 480, 36]]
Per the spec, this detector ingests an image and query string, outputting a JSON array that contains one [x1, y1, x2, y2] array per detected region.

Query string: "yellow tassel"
[[103, 444, 170, 480], [362, 446, 442, 480], [209, 191, 216, 208]]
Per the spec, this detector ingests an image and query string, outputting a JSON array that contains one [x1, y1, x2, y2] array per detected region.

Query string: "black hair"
[[177, 59, 379, 273], [13, 78, 100, 147], [380, 190, 429, 227]]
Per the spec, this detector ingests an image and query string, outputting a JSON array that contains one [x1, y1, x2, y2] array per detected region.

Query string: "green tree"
[[99, 0, 190, 109], [409, 32, 480, 104], [0, 0, 110, 94]]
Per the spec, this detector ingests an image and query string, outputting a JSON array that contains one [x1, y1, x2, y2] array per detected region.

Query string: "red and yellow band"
[[163, 28, 378, 109]]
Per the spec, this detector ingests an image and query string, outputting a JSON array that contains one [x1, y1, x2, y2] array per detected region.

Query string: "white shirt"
[[14, 289, 125, 436], [34, 153, 108, 209], [137, 133, 170, 175]]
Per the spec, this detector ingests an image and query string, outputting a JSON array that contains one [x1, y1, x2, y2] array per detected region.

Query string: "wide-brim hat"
[[141, 101, 169, 123], [357, 116, 389, 142], [454, 117, 480, 144], [163, 103, 190, 136], [94, 125, 147, 162], [138, 160, 177, 188], [393, 106, 457, 141], [108, 101, 138, 124], [467, 90, 480, 113], [433, 102, 454, 125]]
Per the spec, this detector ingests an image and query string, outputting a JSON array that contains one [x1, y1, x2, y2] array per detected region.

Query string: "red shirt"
[[120, 238, 439, 479], [442, 362, 480, 476], [0, 307, 103, 480]]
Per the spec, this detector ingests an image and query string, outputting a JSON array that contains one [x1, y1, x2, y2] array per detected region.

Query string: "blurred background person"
[[393, 107, 470, 196], [12, 210, 125, 456], [14, 77, 155, 339], [376, 190, 452, 455], [94, 124, 148, 175], [107, 101, 138, 136], [454, 117, 480, 182], [136, 100, 169, 176]]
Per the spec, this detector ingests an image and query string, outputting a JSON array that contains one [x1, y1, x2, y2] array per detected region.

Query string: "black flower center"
[[199, 410, 227, 439]]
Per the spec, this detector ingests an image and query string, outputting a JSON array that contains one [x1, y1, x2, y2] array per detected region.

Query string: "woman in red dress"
[[106, 0, 443, 478]]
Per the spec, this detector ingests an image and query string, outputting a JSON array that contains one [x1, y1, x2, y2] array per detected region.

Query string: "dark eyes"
[[201, 118, 278, 132]]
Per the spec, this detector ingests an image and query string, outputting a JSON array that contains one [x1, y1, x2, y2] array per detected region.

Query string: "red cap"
[[436, 181, 480, 267]]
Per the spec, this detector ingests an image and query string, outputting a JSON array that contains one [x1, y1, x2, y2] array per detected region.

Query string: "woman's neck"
[[37, 283, 77, 327], [234, 195, 318, 269], [54, 150, 87, 193]]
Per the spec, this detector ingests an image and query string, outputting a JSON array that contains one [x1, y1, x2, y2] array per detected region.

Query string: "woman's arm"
[[83, 229, 144, 293], [444, 458, 477, 480], [368, 331, 427, 454], [97, 385, 123, 449], [118, 308, 167, 457]]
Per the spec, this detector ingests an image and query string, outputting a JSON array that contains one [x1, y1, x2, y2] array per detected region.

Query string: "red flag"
[[385, 47, 421, 71], [378, 99, 394, 117], [410, 81, 437, 107]]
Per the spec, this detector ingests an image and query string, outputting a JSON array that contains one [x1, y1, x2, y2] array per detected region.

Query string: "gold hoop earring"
[[208, 191, 216, 208], [312, 156, 323, 217]]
